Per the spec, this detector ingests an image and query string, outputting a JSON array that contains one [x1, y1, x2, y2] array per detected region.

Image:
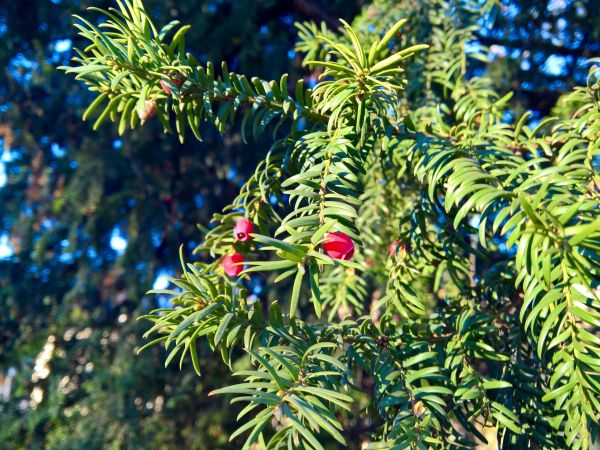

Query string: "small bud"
[[323, 232, 355, 260], [193, 297, 206, 311], [137, 99, 157, 121], [222, 252, 245, 277], [413, 400, 425, 417], [337, 303, 353, 320], [233, 218, 254, 242]]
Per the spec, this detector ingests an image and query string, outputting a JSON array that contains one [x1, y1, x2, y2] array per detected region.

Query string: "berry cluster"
[[221, 219, 404, 278]]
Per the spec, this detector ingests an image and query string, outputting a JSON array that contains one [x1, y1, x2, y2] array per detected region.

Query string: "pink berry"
[[222, 253, 245, 277], [233, 218, 254, 242], [137, 99, 157, 121]]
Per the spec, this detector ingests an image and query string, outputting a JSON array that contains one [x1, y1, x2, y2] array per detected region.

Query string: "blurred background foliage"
[[0, 0, 598, 448]]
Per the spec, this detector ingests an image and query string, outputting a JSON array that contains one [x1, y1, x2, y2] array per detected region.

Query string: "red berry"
[[159, 80, 171, 94], [222, 253, 245, 277], [160, 79, 182, 95], [323, 232, 355, 260], [233, 218, 254, 242], [389, 240, 406, 257]]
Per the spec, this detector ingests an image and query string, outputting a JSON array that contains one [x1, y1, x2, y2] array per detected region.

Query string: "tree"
[[0, 1, 359, 448], [62, 0, 600, 448]]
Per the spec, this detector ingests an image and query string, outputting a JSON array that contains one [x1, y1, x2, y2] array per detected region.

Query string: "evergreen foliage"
[[62, 0, 599, 448]]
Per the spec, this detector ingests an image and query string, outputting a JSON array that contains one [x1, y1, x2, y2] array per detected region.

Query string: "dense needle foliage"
[[63, 0, 600, 448]]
